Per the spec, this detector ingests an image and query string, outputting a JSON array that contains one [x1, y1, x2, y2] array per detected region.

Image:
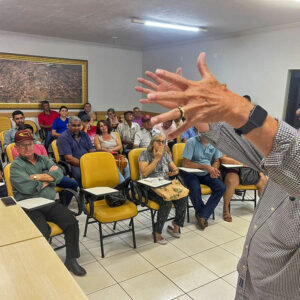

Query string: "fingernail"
[[148, 94, 155, 99], [156, 69, 163, 75]]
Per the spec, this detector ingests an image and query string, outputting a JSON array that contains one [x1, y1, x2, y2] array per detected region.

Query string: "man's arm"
[[183, 158, 211, 172], [212, 158, 221, 170], [64, 155, 80, 166], [133, 132, 141, 148]]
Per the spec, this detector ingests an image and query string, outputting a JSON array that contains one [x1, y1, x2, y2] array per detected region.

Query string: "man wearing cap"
[[134, 114, 160, 148], [10, 130, 86, 276], [117, 111, 140, 153]]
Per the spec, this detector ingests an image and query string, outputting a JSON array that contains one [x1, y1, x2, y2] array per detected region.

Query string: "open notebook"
[[179, 167, 205, 174], [222, 164, 244, 168], [138, 177, 172, 189], [83, 187, 118, 196], [18, 198, 55, 210]]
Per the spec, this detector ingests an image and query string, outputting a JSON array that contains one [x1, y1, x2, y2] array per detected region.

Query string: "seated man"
[[57, 116, 94, 184], [117, 111, 140, 153], [10, 130, 86, 276], [133, 106, 143, 127], [182, 129, 225, 229], [133, 114, 160, 148], [181, 126, 198, 142], [4, 110, 39, 149], [38, 100, 59, 151], [220, 154, 267, 222], [78, 102, 92, 120]]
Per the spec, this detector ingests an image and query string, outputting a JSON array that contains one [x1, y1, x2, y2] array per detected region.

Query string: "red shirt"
[[81, 126, 97, 146], [38, 110, 59, 131]]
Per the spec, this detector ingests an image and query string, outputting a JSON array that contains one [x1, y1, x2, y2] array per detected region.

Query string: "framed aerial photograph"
[[0, 53, 88, 109]]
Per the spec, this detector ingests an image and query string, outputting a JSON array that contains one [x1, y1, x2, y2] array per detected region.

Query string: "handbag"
[[239, 167, 260, 185], [105, 191, 126, 207], [113, 154, 128, 173], [152, 179, 189, 201]]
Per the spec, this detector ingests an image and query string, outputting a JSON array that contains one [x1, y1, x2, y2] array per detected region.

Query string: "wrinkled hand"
[[153, 147, 164, 161], [49, 165, 58, 172], [136, 67, 182, 96], [207, 167, 220, 179], [135, 52, 254, 140]]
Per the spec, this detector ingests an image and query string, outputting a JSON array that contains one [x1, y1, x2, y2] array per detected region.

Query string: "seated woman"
[[51, 105, 69, 138], [94, 120, 130, 183], [13, 124, 78, 206], [138, 133, 187, 245], [221, 154, 267, 222], [106, 108, 121, 130]]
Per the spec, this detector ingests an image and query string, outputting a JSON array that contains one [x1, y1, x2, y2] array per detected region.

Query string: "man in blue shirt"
[[181, 126, 198, 142], [182, 130, 225, 229], [57, 116, 94, 184]]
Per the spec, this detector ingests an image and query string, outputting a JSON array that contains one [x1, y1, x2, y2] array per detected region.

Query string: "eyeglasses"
[[17, 143, 34, 149], [70, 124, 81, 127], [155, 139, 166, 144]]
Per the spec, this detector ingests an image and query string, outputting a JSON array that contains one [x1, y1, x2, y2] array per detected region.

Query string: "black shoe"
[[65, 258, 87, 277], [196, 215, 207, 230]]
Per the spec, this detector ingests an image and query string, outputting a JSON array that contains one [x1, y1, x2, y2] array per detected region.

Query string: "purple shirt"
[[133, 116, 143, 127]]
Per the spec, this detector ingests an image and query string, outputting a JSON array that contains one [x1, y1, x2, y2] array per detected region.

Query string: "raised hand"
[[136, 52, 254, 140]]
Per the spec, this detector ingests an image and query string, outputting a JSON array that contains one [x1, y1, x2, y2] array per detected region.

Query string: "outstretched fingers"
[[135, 86, 153, 94], [197, 52, 213, 79], [145, 71, 164, 84], [155, 69, 189, 90], [151, 108, 182, 126], [137, 77, 158, 91]]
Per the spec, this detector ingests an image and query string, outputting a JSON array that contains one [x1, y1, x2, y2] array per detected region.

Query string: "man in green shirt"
[[10, 130, 86, 276]]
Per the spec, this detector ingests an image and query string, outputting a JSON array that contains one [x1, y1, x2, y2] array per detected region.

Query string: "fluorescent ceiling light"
[[131, 18, 206, 32]]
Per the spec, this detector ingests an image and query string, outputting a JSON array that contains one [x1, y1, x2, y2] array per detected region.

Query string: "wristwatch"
[[235, 105, 268, 136], [33, 175, 37, 180]]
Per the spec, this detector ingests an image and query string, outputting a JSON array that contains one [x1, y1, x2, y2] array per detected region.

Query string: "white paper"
[[222, 164, 244, 168], [0, 182, 5, 186], [138, 177, 172, 188], [83, 187, 118, 196], [18, 198, 55, 210], [179, 167, 205, 173]]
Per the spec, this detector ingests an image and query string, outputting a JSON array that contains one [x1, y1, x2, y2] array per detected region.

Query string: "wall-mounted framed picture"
[[0, 53, 88, 109]]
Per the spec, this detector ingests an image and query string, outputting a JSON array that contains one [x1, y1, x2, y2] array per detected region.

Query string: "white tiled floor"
[[53, 198, 255, 299]]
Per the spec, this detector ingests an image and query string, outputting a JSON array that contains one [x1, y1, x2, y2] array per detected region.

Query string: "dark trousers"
[[149, 190, 187, 234], [57, 176, 79, 206], [184, 173, 225, 220], [25, 203, 80, 259], [45, 131, 55, 152], [71, 166, 82, 186]]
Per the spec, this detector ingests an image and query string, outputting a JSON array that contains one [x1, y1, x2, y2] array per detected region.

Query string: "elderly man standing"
[[136, 52, 300, 299], [10, 130, 86, 276], [57, 116, 94, 184]]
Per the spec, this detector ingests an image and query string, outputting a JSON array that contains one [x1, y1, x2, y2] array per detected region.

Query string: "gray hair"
[[69, 116, 81, 124], [147, 133, 167, 153]]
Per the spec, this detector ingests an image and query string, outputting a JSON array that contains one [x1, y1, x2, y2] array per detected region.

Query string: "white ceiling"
[[2, 0, 300, 50]]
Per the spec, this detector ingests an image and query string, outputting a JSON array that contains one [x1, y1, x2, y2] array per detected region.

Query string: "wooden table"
[[0, 200, 42, 247], [0, 237, 87, 300]]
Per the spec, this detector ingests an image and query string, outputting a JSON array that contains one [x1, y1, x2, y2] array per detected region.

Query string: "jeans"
[[44, 131, 55, 152], [57, 176, 79, 206], [118, 158, 130, 184], [184, 173, 225, 220]]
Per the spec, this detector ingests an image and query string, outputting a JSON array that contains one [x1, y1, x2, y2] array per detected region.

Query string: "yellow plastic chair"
[[0, 116, 11, 132], [5, 143, 15, 163], [80, 152, 138, 258], [172, 143, 213, 222], [24, 120, 38, 134], [0, 130, 7, 160], [51, 139, 61, 163], [3, 164, 63, 239]]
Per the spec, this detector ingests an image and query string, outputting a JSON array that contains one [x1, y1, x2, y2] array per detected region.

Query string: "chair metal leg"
[[113, 222, 117, 230], [150, 209, 157, 243], [131, 218, 136, 248], [187, 200, 190, 223], [98, 222, 105, 258], [254, 190, 257, 208], [83, 215, 89, 237], [129, 219, 133, 227], [212, 212, 215, 220]]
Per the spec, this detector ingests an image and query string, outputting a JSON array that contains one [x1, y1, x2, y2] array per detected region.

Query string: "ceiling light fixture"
[[131, 18, 206, 32]]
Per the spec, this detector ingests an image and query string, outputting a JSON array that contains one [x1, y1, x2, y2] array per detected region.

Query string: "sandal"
[[167, 225, 181, 238], [152, 232, 168, 245], [223, 212, 232, 222]]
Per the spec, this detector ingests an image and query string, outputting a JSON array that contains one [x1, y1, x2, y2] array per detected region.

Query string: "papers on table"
[[18, 198, 55, 210], [179, 167, 205, 174], [138, 177, 172, 189], [222, 164, 244, 168], [83, 187, 118, 196], [0, 182, 5, 187]]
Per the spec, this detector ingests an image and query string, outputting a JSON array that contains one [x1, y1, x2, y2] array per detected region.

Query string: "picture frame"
[[0, 53, 88, 109]]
